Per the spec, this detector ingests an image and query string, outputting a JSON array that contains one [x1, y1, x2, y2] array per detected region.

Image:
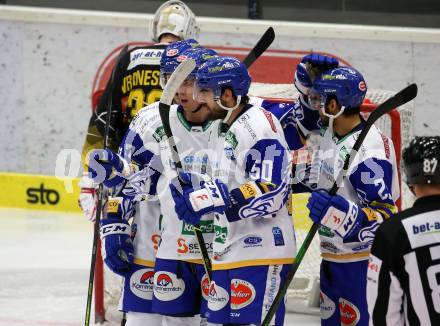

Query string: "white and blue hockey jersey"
[[314, 123, 400, 262], [206, 104, 296, 270]]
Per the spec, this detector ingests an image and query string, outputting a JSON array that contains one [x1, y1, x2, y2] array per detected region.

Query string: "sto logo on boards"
[[26, 183, 60, 205]]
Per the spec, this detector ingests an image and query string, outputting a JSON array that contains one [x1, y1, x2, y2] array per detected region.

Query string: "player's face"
[[194, 87, 226, 120], [177, 77, 200, 111]]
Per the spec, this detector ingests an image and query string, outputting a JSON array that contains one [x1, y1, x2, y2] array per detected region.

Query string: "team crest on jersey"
[[231, 279, 256, 309], [320, 291, 336, 319], [208, 282, 229, 311], [339, 298, 360, 326], [130, 268, 155, 300], [358, 223, 380, 244], [153, 272, 185, 301]]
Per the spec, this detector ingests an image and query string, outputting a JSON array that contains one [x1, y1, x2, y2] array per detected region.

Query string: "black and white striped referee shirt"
[[367, 195, 440, 325]]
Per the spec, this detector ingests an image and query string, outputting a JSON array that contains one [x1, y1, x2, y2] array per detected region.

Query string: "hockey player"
[[170, 56, 296, 325], [79, 0, 199, 222], [367, 136, 440, 325], [303, 64, 400, 325], [89, 43, 218, 326]]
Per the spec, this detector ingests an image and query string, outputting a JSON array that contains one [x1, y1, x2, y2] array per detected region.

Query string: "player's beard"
[[207, 105, 227, 120]]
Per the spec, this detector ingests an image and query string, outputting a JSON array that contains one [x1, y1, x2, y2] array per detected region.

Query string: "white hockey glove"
[[78, 173, 99, 222]]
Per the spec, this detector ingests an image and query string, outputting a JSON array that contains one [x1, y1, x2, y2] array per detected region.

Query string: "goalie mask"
[[403, 136, 440, 185], [150, 0, 200, 42]]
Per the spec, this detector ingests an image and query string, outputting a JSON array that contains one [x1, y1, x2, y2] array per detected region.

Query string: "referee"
[[367, 136, 440, 325]]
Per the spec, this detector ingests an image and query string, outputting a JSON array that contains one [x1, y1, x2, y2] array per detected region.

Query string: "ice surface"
[[0, 208, 319, 325]]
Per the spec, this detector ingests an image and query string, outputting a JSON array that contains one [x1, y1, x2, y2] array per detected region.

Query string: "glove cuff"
[[100, 219, 131, 238], [78, 172, 98, 189]]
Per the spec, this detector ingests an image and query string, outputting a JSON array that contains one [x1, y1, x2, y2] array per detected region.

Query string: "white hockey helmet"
[[150, 0, 200, 42]]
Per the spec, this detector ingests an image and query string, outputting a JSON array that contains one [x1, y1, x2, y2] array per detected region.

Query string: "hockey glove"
[[88, 149, 131, 188], [78, 173, 98, 221], [169, 172, 230, 225], [100, 216, 134, 277], [307, 190, 363, 239], [106, 196, 136, 221], [294, 53, 339, 97]]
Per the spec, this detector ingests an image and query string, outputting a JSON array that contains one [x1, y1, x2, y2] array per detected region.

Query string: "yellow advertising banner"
[[0, 173, 81, 212]]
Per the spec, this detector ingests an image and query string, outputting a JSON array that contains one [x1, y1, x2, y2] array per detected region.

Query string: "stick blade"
[[160, 58, 196, 106], [243, 27, 275, 68]]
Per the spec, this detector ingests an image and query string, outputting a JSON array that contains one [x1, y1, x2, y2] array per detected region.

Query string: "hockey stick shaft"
[[243, 27, 275, 68], [157, 58, 215, 280], [84, 45, 129, 326], [262, 83, 418, 325]]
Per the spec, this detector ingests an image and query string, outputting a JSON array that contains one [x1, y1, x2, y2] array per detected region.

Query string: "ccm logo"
[[196, 194, 209, 200], [26, 184, 60, 205]]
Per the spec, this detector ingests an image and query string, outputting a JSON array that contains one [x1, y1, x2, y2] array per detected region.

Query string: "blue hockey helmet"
[[160, 39, 201, 87], [194, 56, 251, 110], [179, 47, 218, 77], [309, 67, 367, 118]]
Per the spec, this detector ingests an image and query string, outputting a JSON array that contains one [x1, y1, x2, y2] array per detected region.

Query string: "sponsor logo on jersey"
[[201, 274, 210, 301], [176, 236, 213, 254], [352, 243, 370, 252], [339, 298, 360, 326], [153, 272, 185, 301], [379, 133, 391, 159], [26, 183, 60, 205], [239, 183, 258, 199], [213, 244, 232, 260], [152, 126, 166, 142], [177, 238, 189, 254], [412, 221, 440, 235], [208, 282, 229, 311], [263, 264, 281, 312], [239, 118, 257, 139], [181, 220, 214, 235], [272, 227, 285, 246], [321, 241, 339, 253], [128, 49, 163, 70], [319, 226, 335, 238], [243, 236, 263, 248], [231, 279, 256, 310], [130, 268, 154, 300], [225, 131, 238, 149], [151, 233, 160, 252], [262, 110, 277, 133], [320, 291, 336, 319], [214, 225, 228, 244]]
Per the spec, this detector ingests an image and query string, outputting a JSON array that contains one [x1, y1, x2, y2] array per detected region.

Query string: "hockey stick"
[[243, 27, 274, 68], [157, 58, 216, 280], [262, 83, 418, 326], [84, 45, 129, 326]]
